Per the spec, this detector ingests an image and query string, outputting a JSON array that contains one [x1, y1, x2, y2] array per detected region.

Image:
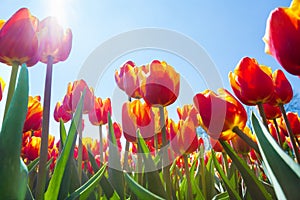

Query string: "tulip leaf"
[[87, 146, 115, 199], [0, 64, 28, 199], [44, 91, 84, 200], [59, 119, 67, 147], [137, 130, 167, 199], [212, 150, 241, 200], [107, 112, 125, 199], [220, 140, 272, 200], [66, 164, 107, 200], [251, 113, 300, 200], [124, 173, 165, 200], [212, 192, 229, 200], [27, 157, 40, 173]]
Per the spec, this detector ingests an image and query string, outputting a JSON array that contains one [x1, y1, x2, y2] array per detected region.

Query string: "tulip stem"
[[3, 61, 19, 119], [36, 56, 54, 200], [183, 154, 193, 200], [279, 104, 300, 163], [123, 141, 129, 170], [232, 126, 259, 153], [257, 102, 269, 131], [273, 119, 283, 147], [159, 106, 172, 200], [99, 125, 103, 164]]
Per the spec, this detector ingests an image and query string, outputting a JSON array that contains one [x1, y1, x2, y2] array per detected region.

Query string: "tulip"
[[63, 80, 94, 114], [231, 127, 255, 155], [53, 101, 72, 123], [122, 100, 155, 142], [141, 60, 180, 107], [23, 96, 43, 132], [263, 0, 300, 76], [229, 57, 274, 106], [88, 97, 112, 126], [269, 122, 286, 144], [38, 16, 72, 64], [263, 103, 281, 120], [0, 8, 39, 66], [115, 61, 147, 99], [177, 104, 200, 127], [270, 70, 293, 106], [193, 88, 247, 140], [0, 77, 5, 101], [286, 112, 300, 137], [169, 118, 198, 155]]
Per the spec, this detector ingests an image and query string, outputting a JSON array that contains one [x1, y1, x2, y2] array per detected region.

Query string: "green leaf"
[[220, 140, 272, 200], [66, 164, 107, 200], [124, 173, 165, 200], [59, 119, 67, 147], [27, 157, 40, 173], [44, 91, 85, 200], [212, 192, 229, 200], [107, 112, 125, 199], [137, 130, 167, 199], [212, 151, 241, 200], [0, 64, 28, 199], [87, 146, 115, 199], [251, 113, 300, 200]]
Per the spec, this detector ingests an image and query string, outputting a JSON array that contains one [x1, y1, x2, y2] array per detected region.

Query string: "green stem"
[[183, 154, 193, 200], [36, 56, 54, 200], [99, 125, 103, 163], [257, 102, 269, 131], [137, 143, 143, 185], [200, 146, 206, 200], [3, 61, 19, 119], [232, 126, 259, 153], [159, 106, 172, 200], [123, 141, 130, 170], [279, 103, 300, 163], [273, 119, 283, 147], [222, 151, 229, 176], [78, 122, 83, 185]]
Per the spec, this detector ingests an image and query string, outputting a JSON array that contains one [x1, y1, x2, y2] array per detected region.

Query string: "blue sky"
[[0, 0, 298, 138]]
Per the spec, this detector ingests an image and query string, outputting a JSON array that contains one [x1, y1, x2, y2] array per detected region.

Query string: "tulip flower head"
[[0, 8, 39, 66], [53, 101, 72, 123], [88, 97, 112, 126], [177, 104, 200, 127], [263, 0, 300, 76], [0, 77, 5, 101], [262, 103, 281, 120], [38, 16, 72, 64], [23, 96, 43, 132], [229, 57, 274, 105], [141, 60, 180, 107]]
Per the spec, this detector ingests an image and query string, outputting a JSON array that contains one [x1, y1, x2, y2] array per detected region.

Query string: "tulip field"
[[0, 1, 300, 200]]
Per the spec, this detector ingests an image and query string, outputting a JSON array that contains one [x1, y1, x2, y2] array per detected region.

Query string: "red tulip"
[[88, 97, 112, 126], [193, 89, 247, 140], [262, 103, 281, 120], [263, 0, 300, 76], [141, 60, 180, 107], [0, 8, 39, 66], [23, 96, 43, 132], [38, 16, 72, 64], [229, 57, 274, 105], [0, 77, 5, 101], [53, 101, 72, 123], [230, 127, 254, 155], [287, 112, 300, 136], [177, 104, 200, 127], [269, 69, 293, 105], [169, 117, 198, 155], [63, 80, 94, 114]]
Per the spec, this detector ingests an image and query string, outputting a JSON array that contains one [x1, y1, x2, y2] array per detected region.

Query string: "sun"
[[45, 0, 70, 28]]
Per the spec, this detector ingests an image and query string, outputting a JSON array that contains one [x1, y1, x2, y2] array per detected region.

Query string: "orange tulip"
[[88, 97, 112, 126], [115, 61, 147, 98], [229, 57, 274, 105], [63, 79, 94, 114], [269, 69, 293, 105], [23, 96, 43, 132], [193, 89, 247, 140], [169, 117, 198, 155], [0, 77, 5, 101], [122, 100, 155, 142], [23, 136, 41, 161], [38, 16, 72, 64], [262, 103, 281, 120], [0, 8, 39, 66], [177, 104, 200, 127], [141, 60, 180, 107], [263, 0, 300, 76]]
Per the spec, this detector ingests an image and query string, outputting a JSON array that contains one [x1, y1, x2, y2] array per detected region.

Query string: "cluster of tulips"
[[0, 1, 300, 200]]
